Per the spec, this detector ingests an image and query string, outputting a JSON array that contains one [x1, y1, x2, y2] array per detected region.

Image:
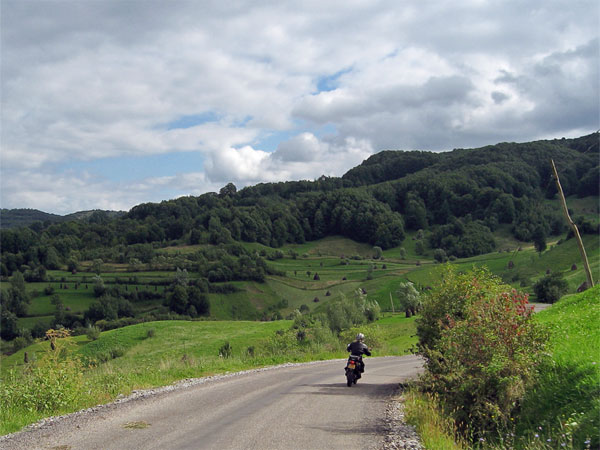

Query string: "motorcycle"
[[345, 355, 362, 387]]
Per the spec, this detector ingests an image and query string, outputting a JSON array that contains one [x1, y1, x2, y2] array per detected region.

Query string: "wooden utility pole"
[[551, 159, 594, 288]]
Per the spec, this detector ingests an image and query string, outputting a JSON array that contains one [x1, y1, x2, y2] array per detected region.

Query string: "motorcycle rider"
[[347, 333, 371, 378]]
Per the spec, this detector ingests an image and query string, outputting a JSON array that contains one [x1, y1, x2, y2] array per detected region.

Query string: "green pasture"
[[283, 235, 375, 258], [16, 315, 53, 330], [401, 233, 599, 298], [22, 273, 171, 326], [2, 313, 416, 377]]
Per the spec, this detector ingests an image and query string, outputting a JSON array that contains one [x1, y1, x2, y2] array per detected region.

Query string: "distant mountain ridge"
[[0, 209, 125, 229]]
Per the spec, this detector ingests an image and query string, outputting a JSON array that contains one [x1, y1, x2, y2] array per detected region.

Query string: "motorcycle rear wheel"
[[346, 370, 354, 387]]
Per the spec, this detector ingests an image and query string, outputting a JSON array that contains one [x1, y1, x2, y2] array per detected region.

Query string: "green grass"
[[404, 390, 468, 450], [16, 315, 53, 330], [515, 285, 600, 448], [283, 235, 375, 258]]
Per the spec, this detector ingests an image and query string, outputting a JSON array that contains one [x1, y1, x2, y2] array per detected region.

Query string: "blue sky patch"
[[315, 67, 353, 93], [166, 112, 220, 130], [255, 129, 298, 151], [62, 152, 205, 182]]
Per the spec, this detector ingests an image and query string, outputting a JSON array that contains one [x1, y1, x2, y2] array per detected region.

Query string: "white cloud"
[[1, 0, 597, 214], [273, 133, 324, 162]]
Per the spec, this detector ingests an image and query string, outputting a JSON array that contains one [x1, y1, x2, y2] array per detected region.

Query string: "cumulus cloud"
[[1, 0, 597, 214], [272, 133, 324, 162]]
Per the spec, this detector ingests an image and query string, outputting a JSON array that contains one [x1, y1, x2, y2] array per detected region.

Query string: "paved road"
[[2, 356, 423, 450]]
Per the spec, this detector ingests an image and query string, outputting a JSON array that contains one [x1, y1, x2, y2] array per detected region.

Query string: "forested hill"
[[1, 133, 598, 277], [0, 209, 64, 229], [342, 133, 599, 191], [0, 209, 125, 230]]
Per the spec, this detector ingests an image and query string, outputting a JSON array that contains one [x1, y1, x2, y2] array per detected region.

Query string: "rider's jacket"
[[347, 341, 371, 357]]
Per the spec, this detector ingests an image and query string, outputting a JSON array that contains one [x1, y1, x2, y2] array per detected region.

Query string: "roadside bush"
[[0, 340, 87, 415], [417, 265, 506, 351], [418, 267, 549, 442]]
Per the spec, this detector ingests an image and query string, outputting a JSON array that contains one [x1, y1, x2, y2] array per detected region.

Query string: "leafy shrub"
[[218, 341, 232, 358], [11, 336, 31, 353], [417, 265, 506, 351], [533, 272, 569, 303], [86, 325, 101, 341], [433, 248, 448, 263], [322, 290, 380, 333], [418, 267, 549, 442], [396, 282, 421, 317], [43, 286, 55, 296], [95, 346, 125, 363]]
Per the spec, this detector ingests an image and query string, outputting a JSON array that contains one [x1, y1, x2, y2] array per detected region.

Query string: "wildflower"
[[547, 438, 552, 442], [535, 434, 539, 438]]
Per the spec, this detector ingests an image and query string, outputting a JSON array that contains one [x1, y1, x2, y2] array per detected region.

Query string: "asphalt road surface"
[[2, 355, 423, 450]]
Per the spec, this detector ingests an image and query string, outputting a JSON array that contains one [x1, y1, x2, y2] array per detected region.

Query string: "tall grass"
[[404, 390, 468, 450]]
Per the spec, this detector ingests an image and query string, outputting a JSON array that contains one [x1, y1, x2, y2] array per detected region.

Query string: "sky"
[[1, 0, 598, 215]]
